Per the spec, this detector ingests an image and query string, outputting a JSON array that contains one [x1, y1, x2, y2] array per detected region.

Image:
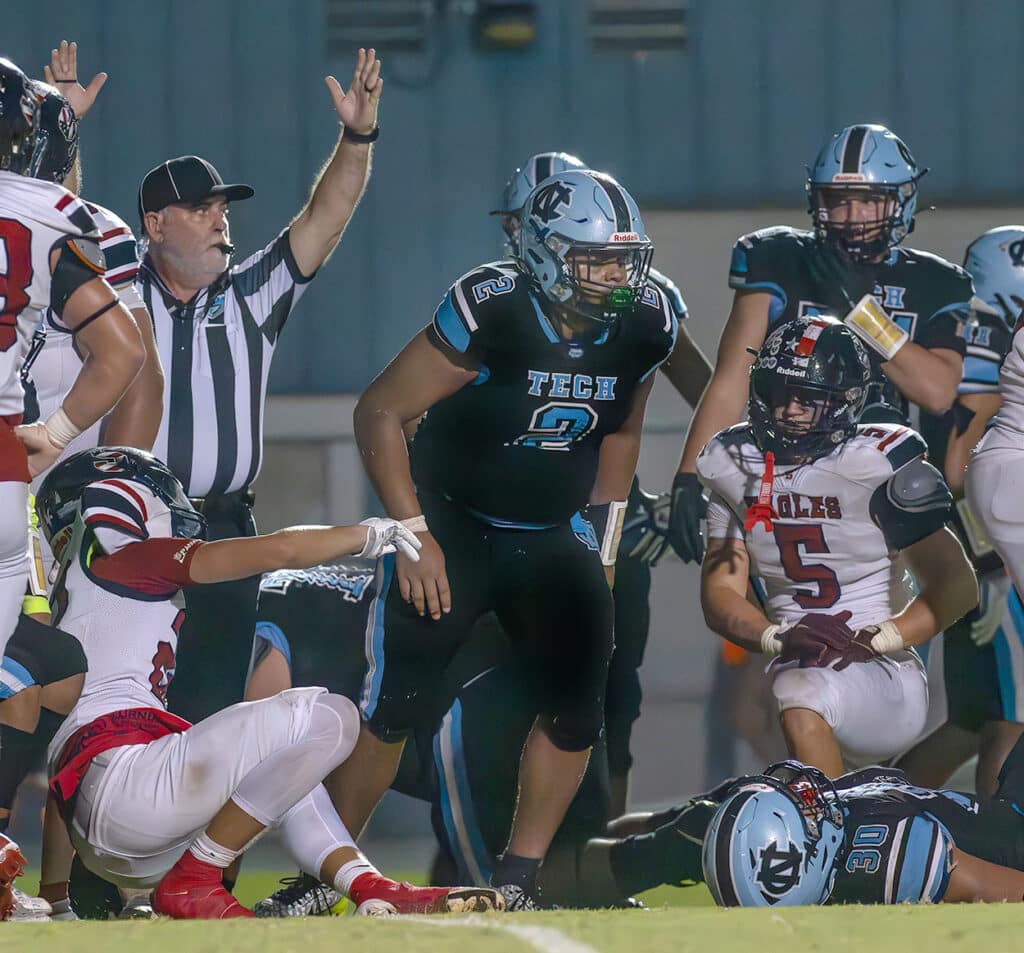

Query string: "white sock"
[[188, 830, 241, 868], [334, 857, 379, 897]]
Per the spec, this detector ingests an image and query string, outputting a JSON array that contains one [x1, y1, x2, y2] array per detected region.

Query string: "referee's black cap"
[[138, 155, 254, 220]]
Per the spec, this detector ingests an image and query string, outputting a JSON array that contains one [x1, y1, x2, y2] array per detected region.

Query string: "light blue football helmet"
[[492, 151, 587, 255], [702, 762, 844, 907], [518, 169, 653, 327], [963, 226, 1024, 326], [806, 124, 926, 260]]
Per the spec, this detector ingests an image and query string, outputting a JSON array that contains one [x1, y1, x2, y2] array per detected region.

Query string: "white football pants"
[[965, 445, 1024, 599], [0, 481, 29, 668], [68, 688, 359, 887], [771, 650, 928, 767]]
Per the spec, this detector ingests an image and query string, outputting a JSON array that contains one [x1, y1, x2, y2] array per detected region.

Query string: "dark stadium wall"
[[6, 0, 1023, 398]]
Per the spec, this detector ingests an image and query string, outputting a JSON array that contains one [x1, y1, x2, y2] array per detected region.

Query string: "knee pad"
[[543, 710, 603, 753], [310, 693, 360, 765]]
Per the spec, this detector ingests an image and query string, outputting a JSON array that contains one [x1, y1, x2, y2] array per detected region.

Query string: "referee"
[[136, 48, 384, 723]]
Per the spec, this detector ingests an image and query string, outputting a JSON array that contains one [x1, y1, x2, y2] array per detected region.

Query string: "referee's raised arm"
[[288, 47, 382, 276]]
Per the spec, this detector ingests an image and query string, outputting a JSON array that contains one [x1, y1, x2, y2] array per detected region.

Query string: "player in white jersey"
[[965, 238, 1024, 603], [0, 61, 144, 718], [34, 446, 501, 919], [699, 315, 978, 775]]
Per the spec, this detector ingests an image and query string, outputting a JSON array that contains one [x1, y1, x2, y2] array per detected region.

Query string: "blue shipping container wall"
[[6, 0, 1023, 391]]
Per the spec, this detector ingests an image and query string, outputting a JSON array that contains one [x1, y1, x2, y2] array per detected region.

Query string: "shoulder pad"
[[696, 424, 756, 485], [886, 457, 952, 514], [432, 261, 522, 354], [82, 200, 133, 238], [851, 424, 927, 474], [647, 267, 687, 318], [735, 225, 811, 249], [900, 245, 969, 279], [65, 236, 106, 274]]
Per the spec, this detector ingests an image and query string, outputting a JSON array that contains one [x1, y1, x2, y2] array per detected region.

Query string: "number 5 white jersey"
[[697, 422, 951, 630]]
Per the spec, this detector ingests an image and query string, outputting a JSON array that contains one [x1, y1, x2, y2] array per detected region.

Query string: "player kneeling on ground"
[[699, 315, 978, 775], [34, 447, 501, 919]]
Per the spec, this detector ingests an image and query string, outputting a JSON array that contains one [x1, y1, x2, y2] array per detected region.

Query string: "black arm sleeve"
[[50, 237, 107, 318]]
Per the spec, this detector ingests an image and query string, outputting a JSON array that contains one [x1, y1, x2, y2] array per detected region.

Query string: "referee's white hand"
[[359, 518, 422, 562], [325, 47, 382, 136]]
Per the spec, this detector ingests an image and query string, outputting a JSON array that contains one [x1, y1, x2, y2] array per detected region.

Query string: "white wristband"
[[760, 624, 785, 657], [843, 294, 909, 361], [43, 405, 82, 450], [869, 620, 904, 654], [400, 515, 428, 534]]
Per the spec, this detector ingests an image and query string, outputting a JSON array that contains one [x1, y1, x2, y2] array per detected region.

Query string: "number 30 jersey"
[[413, 260, 677, 526], [697, 422, 951, 630]]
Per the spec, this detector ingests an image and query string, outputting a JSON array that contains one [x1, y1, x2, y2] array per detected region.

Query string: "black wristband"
[[342, 125, 380, 144]]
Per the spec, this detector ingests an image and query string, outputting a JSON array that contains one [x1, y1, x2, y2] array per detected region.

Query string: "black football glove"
[[807, 242, 876, 310], [668, 471, 707, 564]]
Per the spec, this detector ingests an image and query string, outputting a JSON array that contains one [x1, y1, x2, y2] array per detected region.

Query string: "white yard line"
[[408, 914, 602, 953]]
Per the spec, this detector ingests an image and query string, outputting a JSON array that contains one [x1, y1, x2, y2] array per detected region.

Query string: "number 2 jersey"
[[729, 226, 970, 421], [413, 261, 677, 526], [697, 422, 951, 630], [46, 481, 203, 772], [0, 171, 103, 416]]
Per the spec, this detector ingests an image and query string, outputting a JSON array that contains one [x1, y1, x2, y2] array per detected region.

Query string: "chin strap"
[[744, 451, 778, 533]]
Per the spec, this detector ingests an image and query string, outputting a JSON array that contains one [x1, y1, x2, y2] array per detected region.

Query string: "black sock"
[[491, 853, 541, 894], [609, 826, 703, 897]]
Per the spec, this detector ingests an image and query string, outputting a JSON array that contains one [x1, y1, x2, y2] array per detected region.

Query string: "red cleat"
[[349, 871, 504, 916], [151, 851, 253, 920], [0, 835, 28, 922]]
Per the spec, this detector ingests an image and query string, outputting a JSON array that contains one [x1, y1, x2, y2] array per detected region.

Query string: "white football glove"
[[358, 518, 422, 561], [970, 573, 1011, 647]]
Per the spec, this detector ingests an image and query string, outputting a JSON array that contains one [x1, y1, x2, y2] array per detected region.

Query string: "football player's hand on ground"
[[778, 610, 857, 668], [667, 472, 706, 564], [397, 531, 450, 620]]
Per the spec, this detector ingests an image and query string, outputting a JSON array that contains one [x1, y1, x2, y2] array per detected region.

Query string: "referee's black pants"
[[167, 490, 258, 723]]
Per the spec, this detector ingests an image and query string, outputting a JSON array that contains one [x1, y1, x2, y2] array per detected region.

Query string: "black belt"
[[189, 488, 255, 516]]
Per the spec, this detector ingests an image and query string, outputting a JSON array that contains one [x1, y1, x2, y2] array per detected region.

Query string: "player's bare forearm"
[[289, 136, 371, 276], [891, 528, 979, 647], [943, 848, 1024, 902], [881, 344, 962, 415], [944, 391, 1001, 496], [101, 307, 164, 449], [354, 409, 422, 520], [189, 525, 369, 584], [659, 325, 712, 409], [591, 376, 653, 504], [701, 538, 772, 651], [677, 291, 768, 472]]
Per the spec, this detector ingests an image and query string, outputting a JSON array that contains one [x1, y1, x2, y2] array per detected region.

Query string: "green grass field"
[[6, 870, 1020, 952]]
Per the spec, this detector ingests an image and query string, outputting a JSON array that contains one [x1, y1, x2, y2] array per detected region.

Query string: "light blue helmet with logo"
[[492, 152, 588, 255], [963, 226, 1024, 326], [518, 169, 653, 327], [702, 762, 844, 907], [806, 124, 926, 260]]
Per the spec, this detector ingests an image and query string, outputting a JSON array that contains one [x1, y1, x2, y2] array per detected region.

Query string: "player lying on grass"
[[241, 563, 1024, 913], [698, 750, 1024, 906], [27, 447, 501, 920], [698, 314, 978, 775]]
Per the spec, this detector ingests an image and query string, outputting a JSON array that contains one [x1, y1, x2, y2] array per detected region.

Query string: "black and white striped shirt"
[[138, 227, 313, 498]]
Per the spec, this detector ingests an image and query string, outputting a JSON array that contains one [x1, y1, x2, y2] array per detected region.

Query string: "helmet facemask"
[[542, 235, 653, 329], [809, 181, 917, 261]]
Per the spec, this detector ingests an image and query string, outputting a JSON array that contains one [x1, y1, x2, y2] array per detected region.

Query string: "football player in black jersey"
[[335, 169, 677, 909], [493, 152, 710, 815], [668, 123, 973, 563], [899, 227, 1024, 797]]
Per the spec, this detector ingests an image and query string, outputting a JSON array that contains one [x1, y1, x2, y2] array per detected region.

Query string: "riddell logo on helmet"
[[611, 232, 640, 242], [831, 173, 867, 182]]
